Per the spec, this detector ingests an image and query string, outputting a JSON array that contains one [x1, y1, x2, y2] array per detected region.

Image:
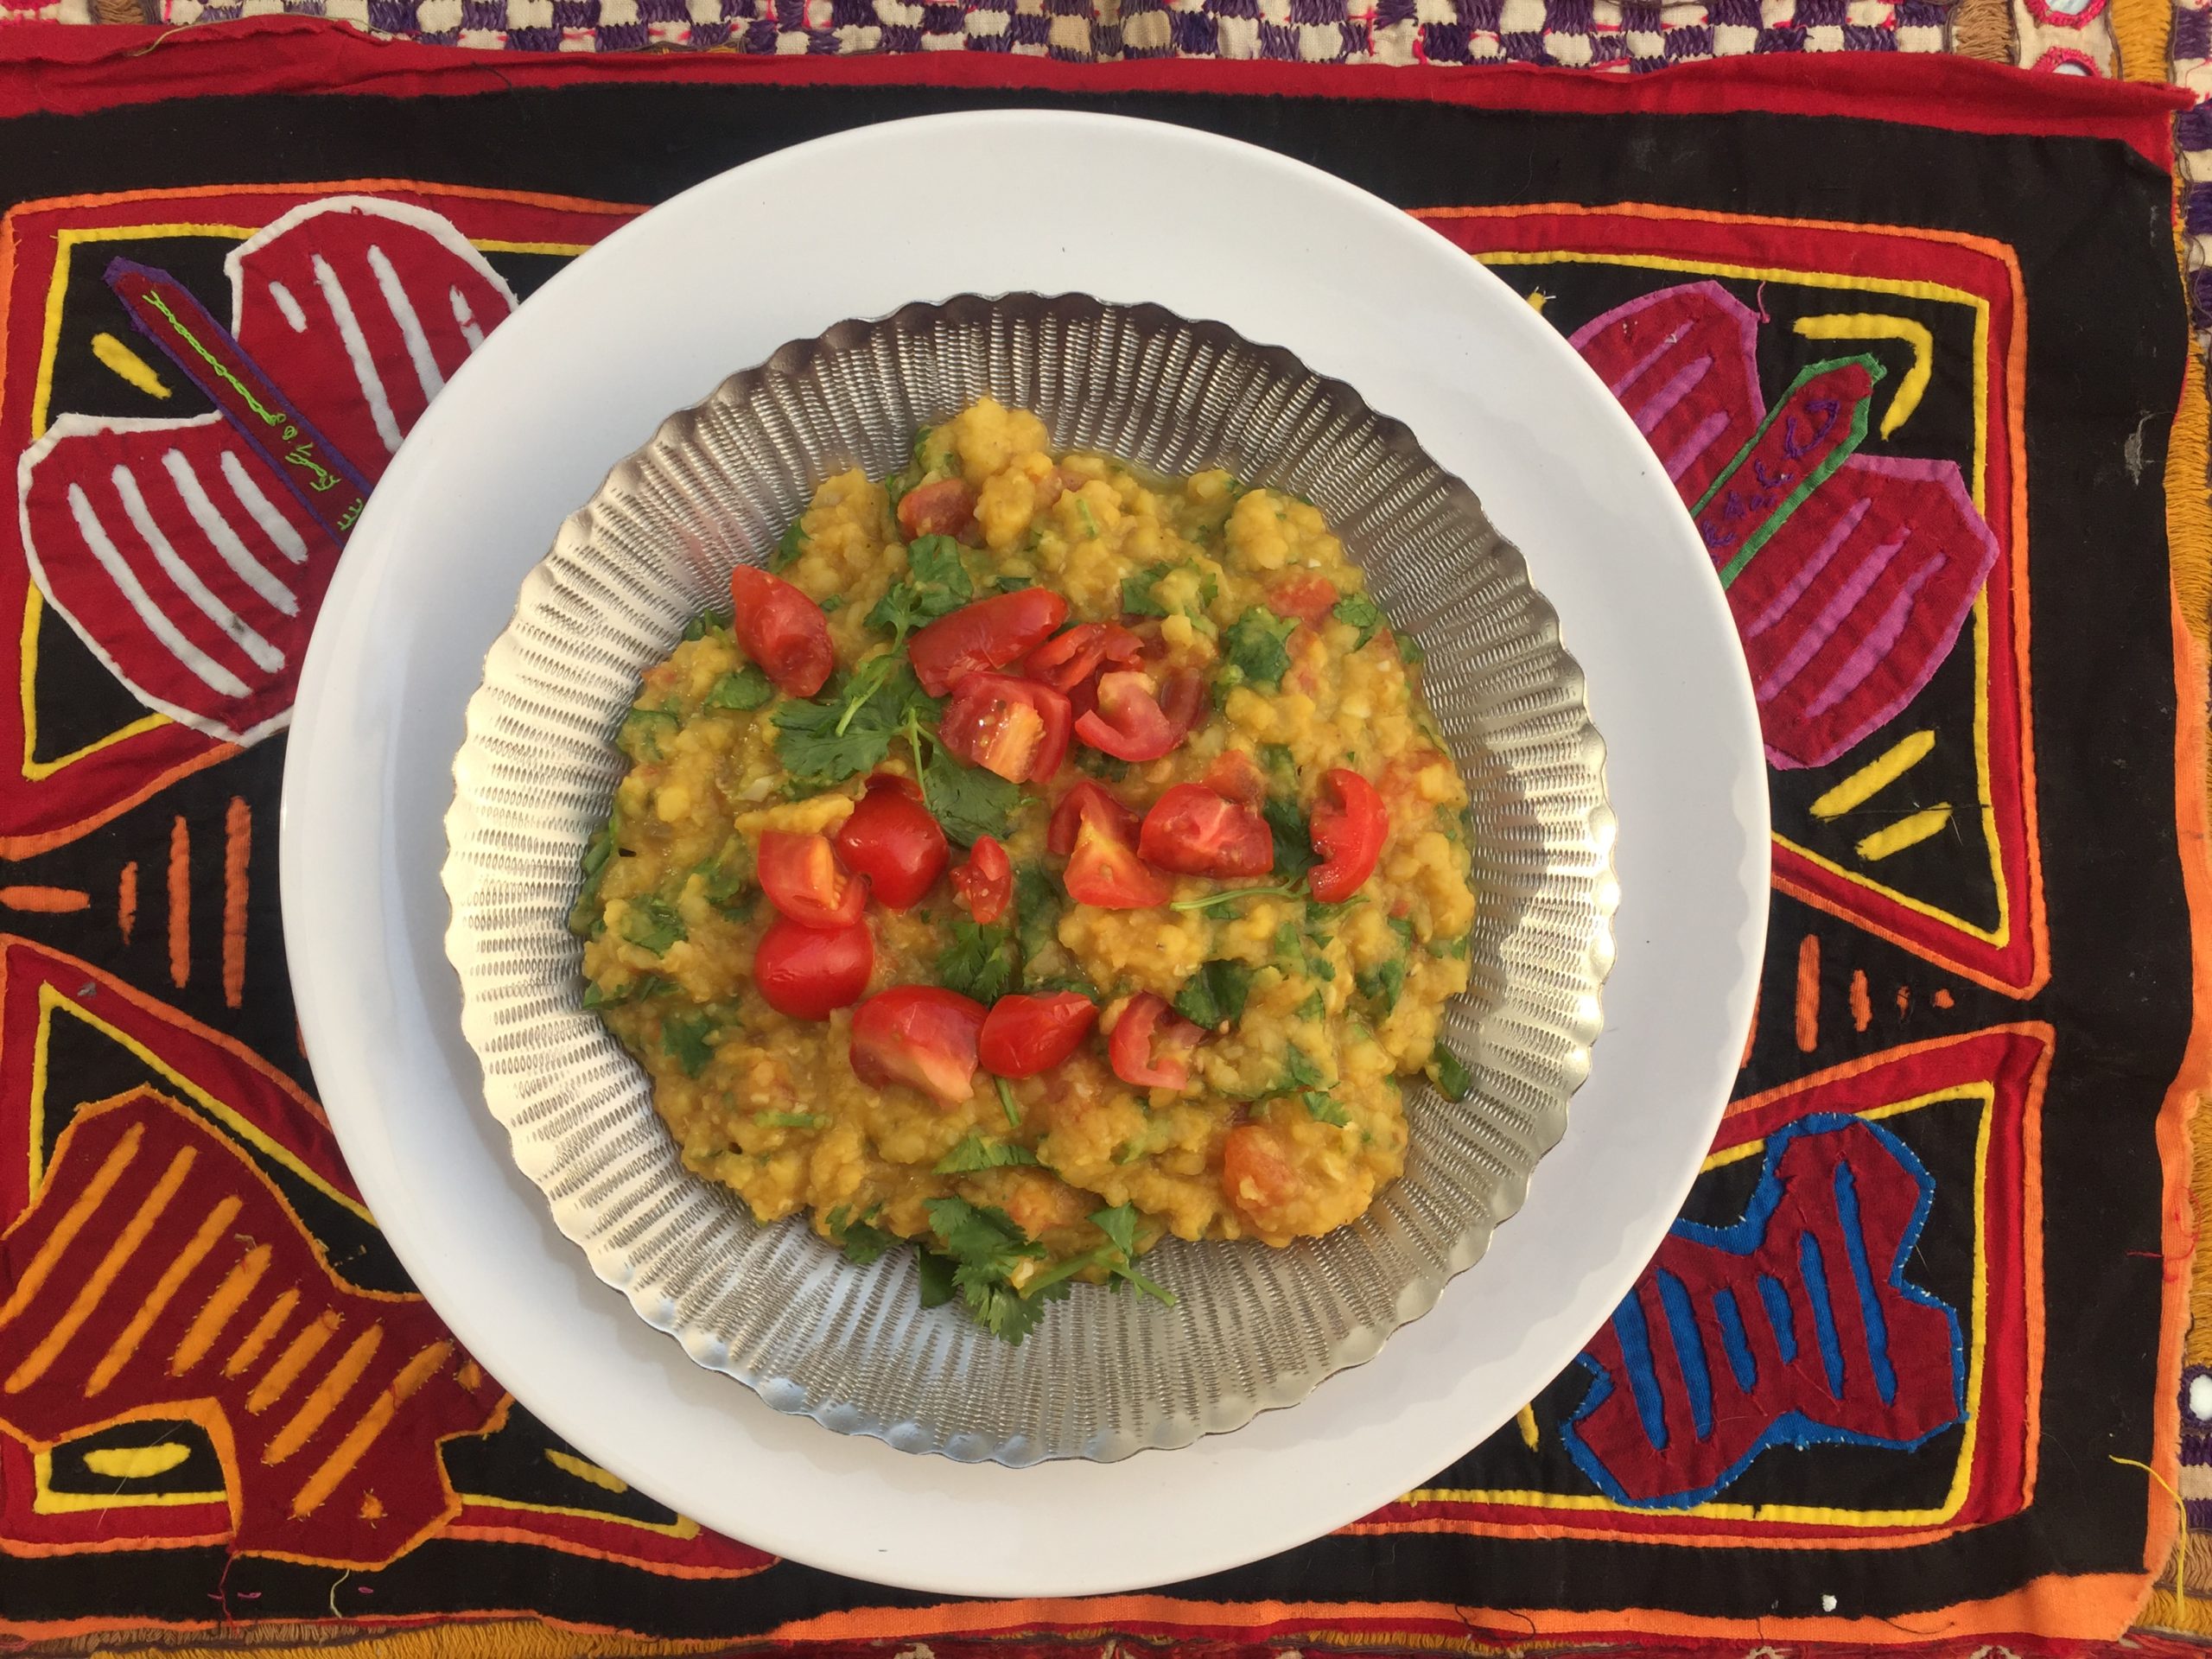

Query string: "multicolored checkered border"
[[152, 0, 1949, 63]]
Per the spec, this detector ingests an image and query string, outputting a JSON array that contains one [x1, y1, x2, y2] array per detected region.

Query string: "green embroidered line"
[[1691, 353, 1885, 591], [141, 291, 288, 430]]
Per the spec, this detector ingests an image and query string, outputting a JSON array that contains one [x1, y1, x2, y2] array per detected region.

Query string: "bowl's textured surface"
[[442, 293, 1617, 1465]]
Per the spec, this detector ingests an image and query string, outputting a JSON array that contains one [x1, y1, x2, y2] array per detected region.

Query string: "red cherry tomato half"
[[1047, 780, 1141, 856], [908, 590, 1070, 697], [1307, 767, 1389, 905], [1139, 784, 1274, 879], [1063, 815, 1171, 910], [1073, 671, 1186, 763], [979, 991, 1098, 1079], [849, 985, 987, 1107], [1108, 992, 1204, 1090], [1222, 1122, 1300, 1215], [896, 477, 979, 541], [833, 774, 947, 912], [950, 834, 1013, 926], [938, 671, 1071, 785], [753, 915, 874, 1020], [1203, 749, 1268, 806], [728, 566, 834, 699], [757, 830, 868, 929], [1267, 574, 1340, 628]]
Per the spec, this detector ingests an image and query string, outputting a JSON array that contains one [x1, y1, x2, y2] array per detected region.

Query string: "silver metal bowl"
[[441, 293, 1617, 1465]]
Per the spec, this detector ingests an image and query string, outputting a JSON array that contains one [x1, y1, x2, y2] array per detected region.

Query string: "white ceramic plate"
[[282, 110, 1768, 1598]]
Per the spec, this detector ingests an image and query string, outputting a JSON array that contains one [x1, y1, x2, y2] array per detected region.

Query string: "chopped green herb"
[[1306, 895, 1366, 928], [1120, 562, 1217, 620], [1173, 958, 1254, 1031], [1429, 1044, 1474, 1103], [1074, 747, 1133, 783], [1429, 931, 1473, 961], [939, 918, 1020, 1004], [1331, 593, 1385, 650], [1260, 743, 1298, 780], [915, 1248, 957, 1307], [914, 719, 1024, 847], [1273, 921, 1304, 962], [569, 812, 623, 937], [755, 1110, 829, 1130], [1074, 498, 1100, 538], [1022, 1203, 1174, 1305], [921, 1197, 1063, 1344], [1014, 862, 1064, 967], [1356, 957, 1408, 1014], [994, 575, 1035, 594], [771, 521, 808, 571], [1301, 1090, 1351, 1127], [1283, 1046, 1328, 1091], [1221, 607, 1298, 690], [935, 1132, 1042, 1174], [772, 658, 930, 785], [825, 1205, 896, 1266], [582, 973, 669, 1010], [868, 533, 972, 641], [1263, 796, 1316, 882], [620, 706, 680, 763], [820, 594, 844, 613], [622, 897, 686, 955], [705, 665, 775, 711], [997, 1077, 1022, 1128], [1398, 633, 1427, 671], [1296, 989, 1326, 1020], [683, 606, 731, 641], [661, 1010, 718, 1077]]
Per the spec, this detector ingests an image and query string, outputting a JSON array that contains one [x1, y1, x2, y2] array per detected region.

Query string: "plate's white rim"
[[281, 108, 1769, 1599]]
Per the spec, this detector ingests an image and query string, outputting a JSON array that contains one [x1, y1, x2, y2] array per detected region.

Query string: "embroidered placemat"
[[0, 25, 2202, 1653]]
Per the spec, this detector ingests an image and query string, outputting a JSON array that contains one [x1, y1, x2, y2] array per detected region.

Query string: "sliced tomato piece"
[[833, 773, 948, 912], [950, 834, 1013, 926], [979, 991, 1098, 1078], [1139, 784, 1274, 879], [1267, 574, 1340, 627], [908, 589, 1070, 697], [939, 671, 1071, 784], [897, 477, 978, 541], [753, 915, 874, 1020], [1064, 816, 1171, 909], [1108, 992, 1204, 1090], [1308, 768, 1388, 905], [758, 830, 868, 929], [1074, 671, 1185, 763], [849, 985, 987, 1107], [1203, 749, 1268, 806], [1047, 780, 1141, 856], [1222, 1122, 1300, 1214], [728, 565, 834, 699], [1026, 623, 1109, 692]]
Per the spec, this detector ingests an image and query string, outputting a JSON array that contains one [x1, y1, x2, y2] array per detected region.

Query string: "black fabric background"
[[0, 80, 2190, 1636]]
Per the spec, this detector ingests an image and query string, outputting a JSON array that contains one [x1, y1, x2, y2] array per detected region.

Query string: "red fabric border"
[[0, 17, 2185, 169]]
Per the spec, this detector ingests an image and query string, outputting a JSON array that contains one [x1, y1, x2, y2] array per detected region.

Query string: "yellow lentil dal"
[[575, 397, 1476, 1329]]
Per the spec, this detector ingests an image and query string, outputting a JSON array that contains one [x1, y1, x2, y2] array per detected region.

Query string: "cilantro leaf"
[[1331, 592, 1385, 650], [772, 659, 926, 785], [661, 1009, 718, 1077], [1283, 1046, 1328, 1091], [770, 520, 808, 572], [1221, 607, 1298, 690], [934, 1133, 1042, 1174], [1301, 1090, 1351, 1127], [920, 1197, 1059, 1345], [915, 1249, 957, 1307], [1356, 956, 1408, 1015], [868, 534, 972, 641], [1429, 1044, 1474, 1102], [1429, 931, 1473, 961], [692, 839, 754, 909], [683, 606, 731, 641], [918, 741, 1023, 847], [620, 705, 680, 763], [939, 918, 1019, 1004], [622, 897, 686, 955], [825, 1206, 897, 1267], [583, 973, 669, 1010], [754, 1110, 828, 1129], [706, 665, 774, 711], [1173, 958, 1254, 1031], [1263, 796, 1316, 882], [569, 810, 624, 938], [1398, 633, 1427, 671], [1119, 561, 1212, 620], [1014, 862, 1064, 965], [965, 1275, 1069, 1344]]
